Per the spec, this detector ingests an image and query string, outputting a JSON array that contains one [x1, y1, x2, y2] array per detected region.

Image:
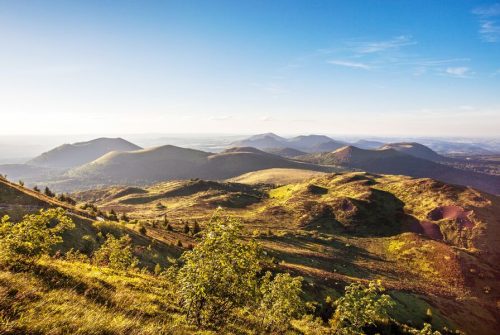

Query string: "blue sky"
[[0, 0, 499, 136]]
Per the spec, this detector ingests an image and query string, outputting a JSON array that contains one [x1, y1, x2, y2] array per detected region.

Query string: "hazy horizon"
[[1, 1, 499, 136]]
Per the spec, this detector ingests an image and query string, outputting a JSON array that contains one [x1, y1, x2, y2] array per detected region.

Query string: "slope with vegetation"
[[1, 170, 499, 334], [69, 170, 500, 334], [298, 146, 500, 195], [64, 146, 336, 189]]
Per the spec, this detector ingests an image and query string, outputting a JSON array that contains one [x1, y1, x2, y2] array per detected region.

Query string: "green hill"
[[65, 145, 335, 189], [1, 172, 499, 334], [299, 146, 500, 195], [27, 137, 142, 169]]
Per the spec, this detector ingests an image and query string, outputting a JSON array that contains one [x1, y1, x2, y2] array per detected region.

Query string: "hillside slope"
[[28, 137, 142, 168], [299, 146, 500, 195], [379, 142, 449, 162], [66, 145, 336, 188], [77, 172, 500, 334]]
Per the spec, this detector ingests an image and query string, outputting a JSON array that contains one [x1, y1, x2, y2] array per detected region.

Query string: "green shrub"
[[0, 208, 74, 266], [330, 280, 395, 334], [257, 271, 304, 333], [177, 214, 261, 329], [93, 234, 138, 270]]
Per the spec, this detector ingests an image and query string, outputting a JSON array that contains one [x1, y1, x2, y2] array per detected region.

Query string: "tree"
[[183, 222, 190, 234], [192, 220, 201, 234], [120, 212, 129, 222], [108, 209, 118, 221], [0, 208, 74, 265], [330, 280, 395, 335], [138, 224, 147, 235], [177, 214, 262, 328], [33, 186, 40, 192], [44, 186, 55, 197], [18, 180, 24, 186], [93, 234, 138, 270], [257, 271, 304, 333]]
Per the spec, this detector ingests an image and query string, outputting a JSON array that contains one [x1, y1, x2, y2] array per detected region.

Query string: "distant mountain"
[[310, 140, 346, 152], [66, 145, 334, 187], [28, 137, 142, 168], [379, 142, 448, 162], [287, 135, 335, 149], [299, 146, 500, 195], [231, 133, 346, 153], [264, 147, 307, 158], [420, 140, 496, 155], [353, 139, 385, 149], [230, 133, 288, 150]]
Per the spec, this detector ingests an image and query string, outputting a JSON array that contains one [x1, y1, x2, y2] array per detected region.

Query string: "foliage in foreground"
[[176, 213, 304, 331], [0, 208, 74, 266], [330, 280, 395, 334], [0, 208, 449, 334], [93, 234, 138, 270]]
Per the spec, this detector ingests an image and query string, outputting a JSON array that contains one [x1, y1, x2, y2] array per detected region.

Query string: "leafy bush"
[[330, 280, 395, 334], [177, 214, 262, 329], [0, 208, 74, 265], [257, 271, 304, 333], [93, 234, 138, 270]]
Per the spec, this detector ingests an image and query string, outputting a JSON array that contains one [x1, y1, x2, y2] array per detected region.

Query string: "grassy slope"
[[0, 258, 205, 334], [227, 168, 327, 185], [1, 172, 500, 334], [76, 172, 500, 334]]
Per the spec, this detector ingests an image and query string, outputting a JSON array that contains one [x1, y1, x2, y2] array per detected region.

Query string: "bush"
[[44, 186, 55, 197], [93, 234, 138, 270], [192, 220, 201, 234], [107, 209, 118, 221], [257, 271, 304, 333], [177, 214, 262, 329], [330, 280, 395, 335], [0, 208, 74, 265], [138, 224, 147, 235]]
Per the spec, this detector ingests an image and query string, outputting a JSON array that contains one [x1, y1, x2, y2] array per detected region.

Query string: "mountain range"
[[299, 145, 500, 195], [0, 134, 498, 195]]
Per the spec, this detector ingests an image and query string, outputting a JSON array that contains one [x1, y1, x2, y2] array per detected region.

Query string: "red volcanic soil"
[[427, 206, 474, 229], [340, 198, 354, 211], [411, 221, 444, 240]]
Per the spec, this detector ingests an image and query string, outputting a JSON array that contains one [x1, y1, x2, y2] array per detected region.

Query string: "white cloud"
[[473, 4, 500, 42], [327, 60, 371, 69], [349, 35, 416, 53], [444, 67, 473, 78]]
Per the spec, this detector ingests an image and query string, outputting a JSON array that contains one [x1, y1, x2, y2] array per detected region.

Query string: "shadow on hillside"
[[264, 235, 390, 278], [318, 189, 421, 237], [27, 263, 116, 307]]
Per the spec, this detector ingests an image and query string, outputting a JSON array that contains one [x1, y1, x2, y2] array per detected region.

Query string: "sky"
[[0, 0, 499, 137]]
